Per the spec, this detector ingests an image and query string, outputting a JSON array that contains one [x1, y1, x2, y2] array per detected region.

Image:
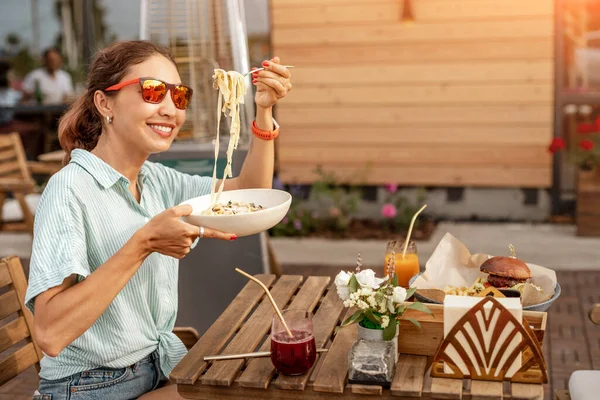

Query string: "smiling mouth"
[[147, 124, 174, 136]]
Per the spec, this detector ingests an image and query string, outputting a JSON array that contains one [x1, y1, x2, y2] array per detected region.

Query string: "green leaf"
[[383, 320, 397, 340], [349, 274, 359, 293], [407, 302, 433, 315], [364, 310, 382, 325], [404, 317, 422, 331], [406, 287, 416, 299], [341, 310, 364, 327], [391, 274, 399, 287], [360, 318, 381, 329], [395, 304, 407, 315]]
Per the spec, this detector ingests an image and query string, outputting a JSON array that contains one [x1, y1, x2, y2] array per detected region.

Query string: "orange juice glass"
[[385, 240, 419, 288]]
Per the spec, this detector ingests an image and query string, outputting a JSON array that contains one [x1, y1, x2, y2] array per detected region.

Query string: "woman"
[[25, 40, 292, 399]]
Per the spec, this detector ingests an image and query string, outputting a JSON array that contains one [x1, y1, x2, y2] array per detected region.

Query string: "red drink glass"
[[270, 310, 316, 375]]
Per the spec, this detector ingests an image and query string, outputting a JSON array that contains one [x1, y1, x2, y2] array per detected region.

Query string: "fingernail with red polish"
[[230, 235, 237, 241], [262, 61, 270, 67], [252, 79, 257, 84]]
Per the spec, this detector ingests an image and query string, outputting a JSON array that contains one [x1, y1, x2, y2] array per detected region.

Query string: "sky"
[[0, 0, 269, 53]]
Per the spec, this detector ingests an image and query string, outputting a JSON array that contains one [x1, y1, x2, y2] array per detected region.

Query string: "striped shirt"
[[25, 149, 212, 380]]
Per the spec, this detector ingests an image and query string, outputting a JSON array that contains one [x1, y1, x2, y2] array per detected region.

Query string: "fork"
[[244, 66, 295, 76]]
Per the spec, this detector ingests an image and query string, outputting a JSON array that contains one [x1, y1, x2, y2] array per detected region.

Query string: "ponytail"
[[58, 90, 102, 164]]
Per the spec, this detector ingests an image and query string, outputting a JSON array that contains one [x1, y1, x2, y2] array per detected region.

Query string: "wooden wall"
[[271, 0, 555, 187]]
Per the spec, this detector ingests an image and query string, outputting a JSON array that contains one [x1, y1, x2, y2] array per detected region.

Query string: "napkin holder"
[[431, 296, 548, 384]]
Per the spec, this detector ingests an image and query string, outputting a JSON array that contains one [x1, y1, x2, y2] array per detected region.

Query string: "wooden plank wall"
[[271, 0, 555, 187]]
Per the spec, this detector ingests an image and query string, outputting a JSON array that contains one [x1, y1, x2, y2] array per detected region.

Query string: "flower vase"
[[357, 323, 399, 363], [577, 170, 600, 237]]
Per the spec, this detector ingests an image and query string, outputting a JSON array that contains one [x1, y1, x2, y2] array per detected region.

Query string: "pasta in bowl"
[[180, 188, 292, 237]]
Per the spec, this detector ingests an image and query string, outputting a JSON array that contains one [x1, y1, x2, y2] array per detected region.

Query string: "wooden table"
[[172, 274, 545, 399]]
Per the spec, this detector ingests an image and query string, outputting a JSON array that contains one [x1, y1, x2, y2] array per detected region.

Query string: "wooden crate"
[[172, 274, 546, 399], [397, 303, 547, 357], [577, 170, 600, 237]]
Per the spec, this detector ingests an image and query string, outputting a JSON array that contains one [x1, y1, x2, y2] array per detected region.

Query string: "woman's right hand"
[[137, 204, 236, 259]]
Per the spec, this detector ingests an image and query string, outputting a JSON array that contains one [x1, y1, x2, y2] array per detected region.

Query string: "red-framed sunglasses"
[[105, 77, 193, 110]]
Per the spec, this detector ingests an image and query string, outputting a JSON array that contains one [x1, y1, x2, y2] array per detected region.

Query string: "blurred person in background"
[[0, 60, 22, 125], [22, 48, 74, 104], [0, 60, 41, 157]]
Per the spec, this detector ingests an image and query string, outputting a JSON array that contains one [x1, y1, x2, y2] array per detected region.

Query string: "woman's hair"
[[58, 41, 176, 164]]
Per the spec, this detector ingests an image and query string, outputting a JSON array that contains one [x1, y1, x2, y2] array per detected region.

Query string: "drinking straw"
[[402, 204, 428, 258], [235, 268, 293, 338]]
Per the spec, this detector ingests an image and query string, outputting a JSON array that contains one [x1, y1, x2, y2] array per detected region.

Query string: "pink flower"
[[579, 139, 595, 151], [329, 207, 341, 217], [384, 183, 398, 193], [577, 123, 597, 134], [381, 203, 397, 219], [548, 138, 565, 154], [294, 219, 302, 230]]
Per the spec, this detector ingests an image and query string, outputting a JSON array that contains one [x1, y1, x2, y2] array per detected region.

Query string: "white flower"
[[343, 299, 355, 308], [335, 271, 352, 300], [357, 300, 369, 310], [579, 104, 593, 115], [360, 287, 373, 296], [563, 104, 577, 115], [379, 299, 389, 314], [367, 294, 377, 308], [392, 286, 407, 303], [355, 269, 387, 290], [387, 297, 395, 313], [381, 315, 390, 329], [337, 286, 351, 301]]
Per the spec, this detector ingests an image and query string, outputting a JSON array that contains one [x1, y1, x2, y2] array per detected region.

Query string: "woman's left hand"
[[252, 56, 292, 109]]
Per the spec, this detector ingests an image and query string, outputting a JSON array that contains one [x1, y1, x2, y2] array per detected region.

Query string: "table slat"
[[510, 382, 544, 400], [351, 384, 382, 395], [200, 275, 303, 387], [390, 354, 427, 397], [430, 377, 463, 399], [312, 310, 358, 393], [422, 364, 434, 397], [274, 279, 343, 390], [236, 276, 330, 389], [470, 380, 503, 400], [170, 274, 277, 385]]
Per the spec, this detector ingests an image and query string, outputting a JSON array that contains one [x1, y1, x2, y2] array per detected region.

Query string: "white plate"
[[180, 188, 292, 237]]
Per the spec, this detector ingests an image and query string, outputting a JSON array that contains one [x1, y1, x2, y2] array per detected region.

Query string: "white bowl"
[[180, 188, 292, 237]]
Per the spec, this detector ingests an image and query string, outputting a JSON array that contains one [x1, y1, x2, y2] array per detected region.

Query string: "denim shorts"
[[33, 350, 167, 400]]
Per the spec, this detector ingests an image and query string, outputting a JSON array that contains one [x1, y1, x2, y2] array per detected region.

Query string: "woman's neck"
[[91, 134, 147, 186]]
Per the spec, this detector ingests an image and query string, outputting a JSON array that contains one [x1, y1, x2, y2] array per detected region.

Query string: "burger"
[[480, 256, 531, 289]]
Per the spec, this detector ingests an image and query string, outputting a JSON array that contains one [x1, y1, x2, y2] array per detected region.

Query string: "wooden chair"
[[172, 327, 199, 350], [0, 132, 60, 234], [0, 256, 199, 384], [0, 256, 43, 388]]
